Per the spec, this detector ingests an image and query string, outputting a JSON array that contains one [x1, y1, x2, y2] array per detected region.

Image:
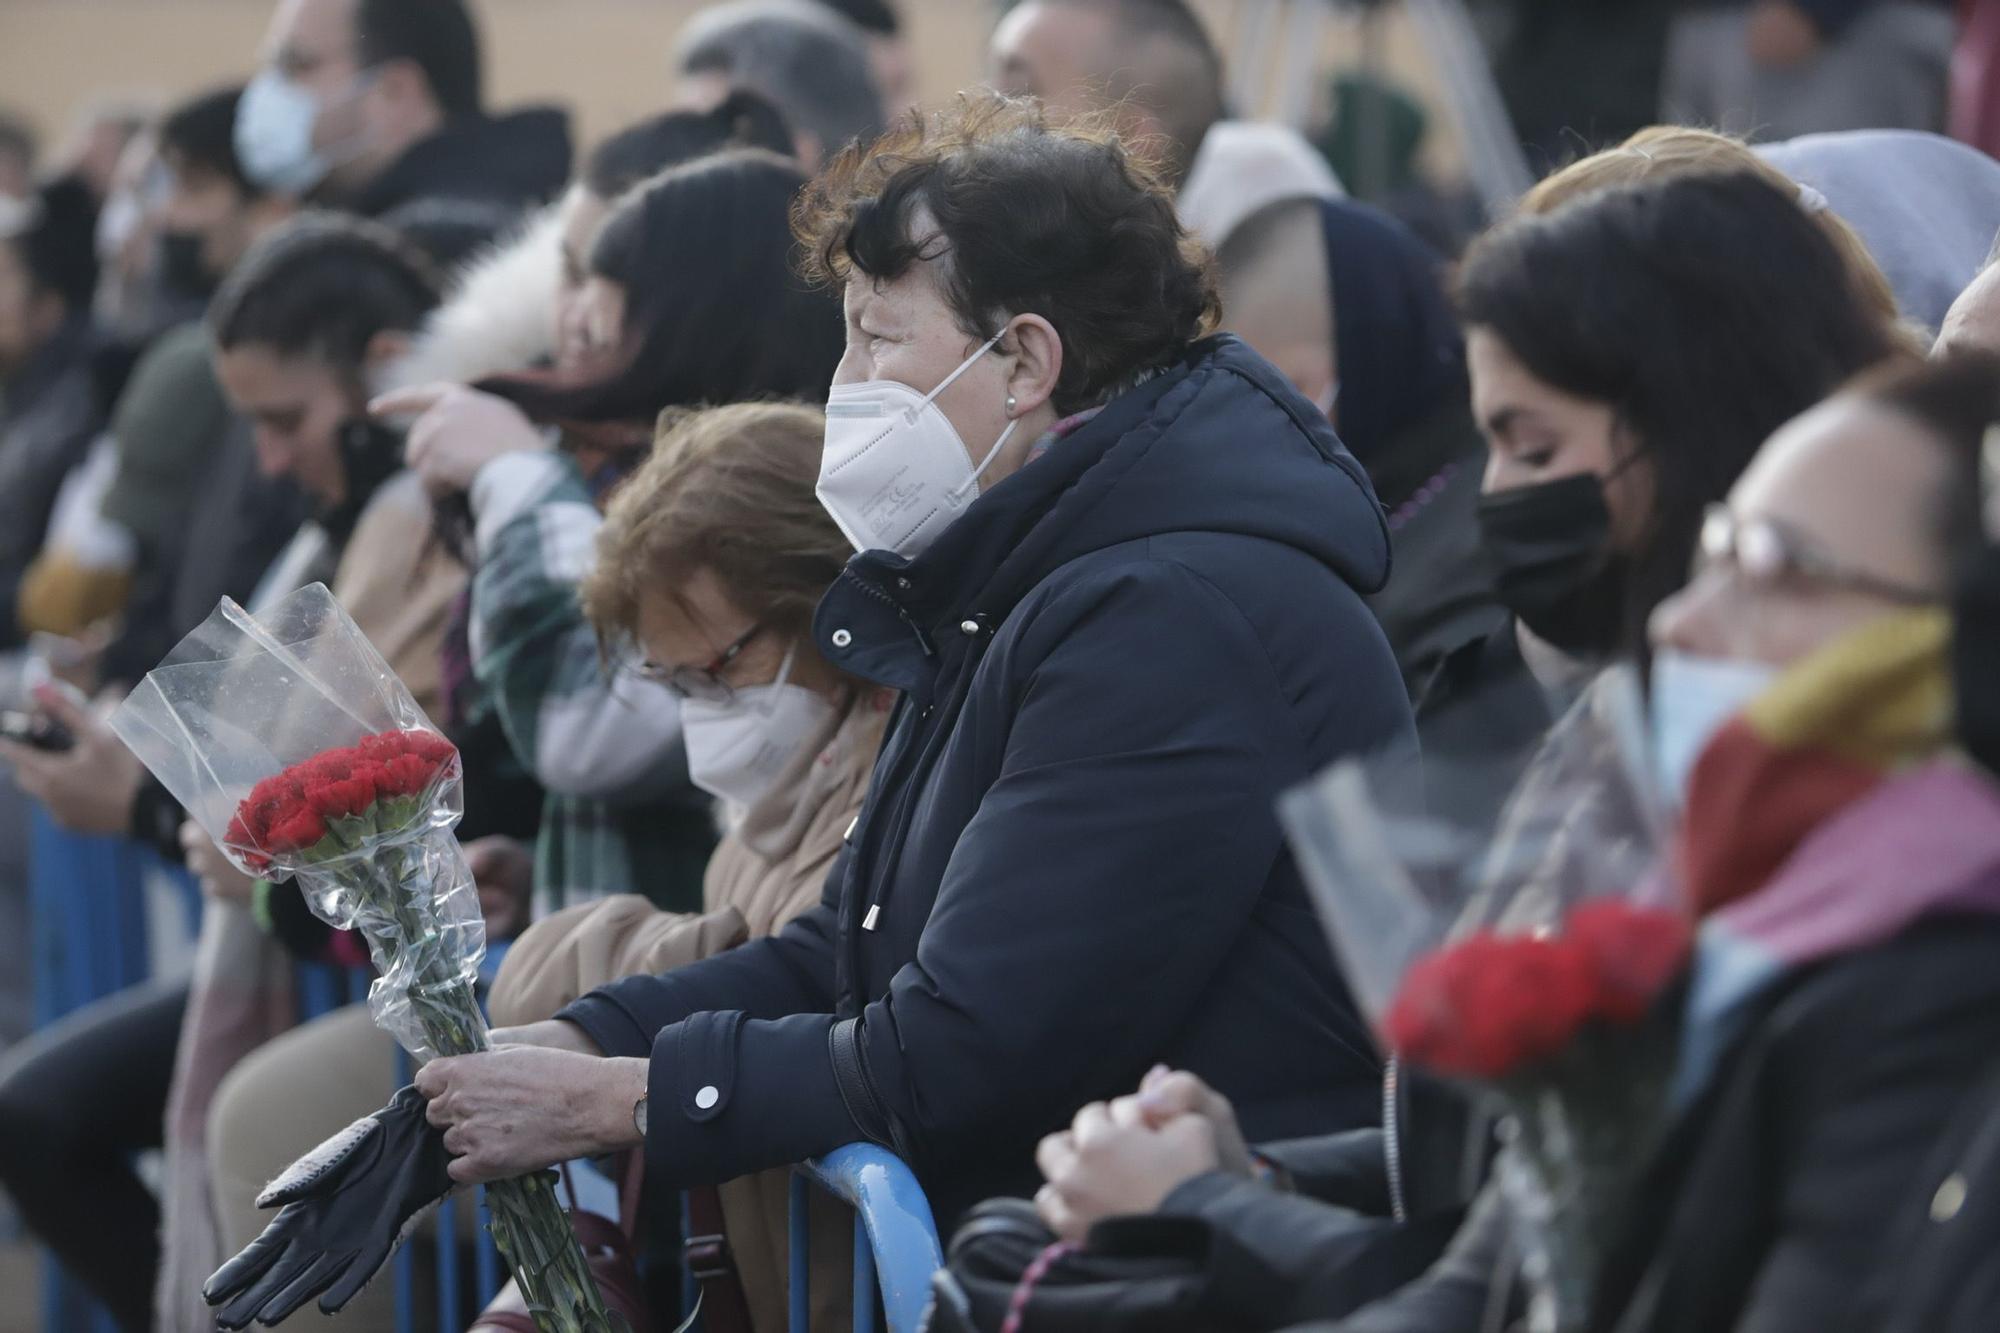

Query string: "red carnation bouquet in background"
[[1283, 668, 1685, 1333], [1384, 901, 1690, 1332], [110, 584, 613, 1333]]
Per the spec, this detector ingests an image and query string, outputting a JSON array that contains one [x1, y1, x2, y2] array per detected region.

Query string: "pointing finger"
[[368, 383, 456, 420]]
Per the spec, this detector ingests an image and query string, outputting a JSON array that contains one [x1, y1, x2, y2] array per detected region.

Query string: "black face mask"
[[1476, 472, 1629, 659], [315, 417, 405, 547], [1954, 542, 2000, 779], [157, 230, 217, 304]]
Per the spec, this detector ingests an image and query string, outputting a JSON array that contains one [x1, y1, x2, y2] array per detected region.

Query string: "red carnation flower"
[[1564, 900, 1691, 1024], [376, 753, 435, 799], [230, 731, 458, 866], [264, 807, 328, 854], [224, 813, 272, 869], [403, 730, 456, 766], [306, 771, 381, 822], [1386, 931, 1599, 1080]]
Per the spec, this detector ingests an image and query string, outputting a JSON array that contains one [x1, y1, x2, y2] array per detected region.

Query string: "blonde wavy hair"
[[581, 401, 854, 654]]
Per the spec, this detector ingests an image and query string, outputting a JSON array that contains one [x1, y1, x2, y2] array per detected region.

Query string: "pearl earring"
[[1005, 394, 1018, 416]]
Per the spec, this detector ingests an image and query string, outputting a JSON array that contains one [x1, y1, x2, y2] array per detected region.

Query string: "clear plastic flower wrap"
[[1281, 668, 1683, 1333], [111, 584, 616, 1333]]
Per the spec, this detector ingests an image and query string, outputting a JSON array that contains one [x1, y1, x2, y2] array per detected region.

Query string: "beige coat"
[[490, 690, 891, 1333], [331, 471, 465, 719]]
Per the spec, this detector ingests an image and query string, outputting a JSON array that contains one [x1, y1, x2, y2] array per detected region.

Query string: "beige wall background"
[[0, 0, 1459, 175]]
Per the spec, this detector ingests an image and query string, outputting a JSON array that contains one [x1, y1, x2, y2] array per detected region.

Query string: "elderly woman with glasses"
[[201, 400, 890, 1329], [472, 399, 888, 1333]]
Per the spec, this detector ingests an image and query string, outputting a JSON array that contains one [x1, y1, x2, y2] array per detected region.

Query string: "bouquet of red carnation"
[[1384, 900, 1690, 1332], [1283, 669, 1683, 1333], [111, 585, 614, 1333]]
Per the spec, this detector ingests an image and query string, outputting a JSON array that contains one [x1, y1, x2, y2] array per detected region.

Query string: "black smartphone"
[[0, 710, 74, 753]]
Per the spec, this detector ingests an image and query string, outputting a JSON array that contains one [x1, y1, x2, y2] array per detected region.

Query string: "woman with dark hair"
[[216, 94, 1414, 1311], [1017, 171, 1911, 1333], [548, 91, 795, 370], [378, 147, 846, 919], [1460, 171, 1904, 671], [490, 147, 842, 431]]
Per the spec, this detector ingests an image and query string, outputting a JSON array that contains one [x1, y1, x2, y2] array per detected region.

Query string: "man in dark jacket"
[[236, 0, 570, 228]]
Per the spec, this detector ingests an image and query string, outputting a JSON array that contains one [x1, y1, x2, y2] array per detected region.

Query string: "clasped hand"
[[1033, 1066, 1256, 1243]]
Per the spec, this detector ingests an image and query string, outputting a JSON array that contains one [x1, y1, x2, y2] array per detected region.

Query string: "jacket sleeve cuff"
[[1140, 1173, 1295, 1323], [557, 984, 687, 1060], [640, 1010, 858, 1189], [1256, 1130, 1391, 1214], [469, 451, 569, 555], [1159, 1169, 1263, 1221]]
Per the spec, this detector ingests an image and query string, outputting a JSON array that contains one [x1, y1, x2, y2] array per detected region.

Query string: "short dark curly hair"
[[795, 94, 1217, 414]]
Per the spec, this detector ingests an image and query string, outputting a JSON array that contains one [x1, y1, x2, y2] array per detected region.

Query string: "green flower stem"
[[304, 817, 618, 1333]]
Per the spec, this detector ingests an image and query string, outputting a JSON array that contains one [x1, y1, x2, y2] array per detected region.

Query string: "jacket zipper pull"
[[897, 607, 936, 659], [862, 903, 881, 931]]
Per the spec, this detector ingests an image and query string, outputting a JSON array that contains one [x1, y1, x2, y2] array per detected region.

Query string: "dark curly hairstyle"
[[1457, 170, 1905, 661], [795, 94, 1218, 415]]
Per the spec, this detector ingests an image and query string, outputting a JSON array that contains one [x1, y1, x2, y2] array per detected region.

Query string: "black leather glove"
[[204, 1083, 454, 1328]]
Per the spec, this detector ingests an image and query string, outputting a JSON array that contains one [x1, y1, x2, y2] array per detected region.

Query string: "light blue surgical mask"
[[1648, 649, 1779, 805], [236, 67, 371, 195]]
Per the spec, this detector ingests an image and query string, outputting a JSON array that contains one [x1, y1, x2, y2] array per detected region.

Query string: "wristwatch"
[[632, 1091, 649, 1139]]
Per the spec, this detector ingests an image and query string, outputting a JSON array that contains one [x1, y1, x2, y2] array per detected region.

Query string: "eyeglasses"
[[1697, 505, 1939, 606], [635, 621, 763, 703]]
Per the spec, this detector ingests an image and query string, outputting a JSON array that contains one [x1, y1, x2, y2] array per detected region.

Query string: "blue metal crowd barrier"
[[789, 1144, 945, 1333], [26, 809, 195, 1333]]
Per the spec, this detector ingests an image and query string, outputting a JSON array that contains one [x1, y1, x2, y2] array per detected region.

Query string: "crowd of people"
[[0, 1, 1997, 1331]]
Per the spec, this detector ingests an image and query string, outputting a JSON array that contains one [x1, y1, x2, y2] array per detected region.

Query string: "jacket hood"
[[1317, 197, 1467, 474], [862, 335, 1390, 634], [1758, 129, 2000, 333], [1178, 119, 1345, 251], [355, 106, 573, 220]]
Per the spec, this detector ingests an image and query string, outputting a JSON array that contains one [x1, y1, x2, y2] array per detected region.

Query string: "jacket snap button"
[[1932, 1173, 1968, 1222], [695, 1085, 720, 1111], [831, 628, 853, 649], [960, 619, 981, 636]]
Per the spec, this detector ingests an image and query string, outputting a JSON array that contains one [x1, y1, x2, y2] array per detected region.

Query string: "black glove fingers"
[[317, 1235, 395, 1315], [203, 1229, 288, 1307], [214, 1250, 314, 1331], [255, 1249, 355, 1326]]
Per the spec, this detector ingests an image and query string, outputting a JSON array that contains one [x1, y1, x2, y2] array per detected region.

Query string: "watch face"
[[634, 1094, 649, 1138]]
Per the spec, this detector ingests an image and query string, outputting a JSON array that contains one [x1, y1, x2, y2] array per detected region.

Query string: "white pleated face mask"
[[817, 329, 1018, 556], [678, 647, 838, 810]]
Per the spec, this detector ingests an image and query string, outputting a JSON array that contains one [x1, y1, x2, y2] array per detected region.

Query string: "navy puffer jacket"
[[562, 334, 1414, 1222]]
